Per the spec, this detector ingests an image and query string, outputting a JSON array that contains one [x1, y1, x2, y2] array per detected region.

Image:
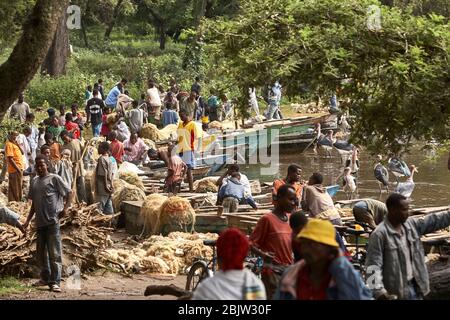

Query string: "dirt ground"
[[3, 271, 187, 300]]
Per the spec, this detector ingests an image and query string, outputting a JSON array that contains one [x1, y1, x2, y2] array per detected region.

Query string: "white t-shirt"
[[192, 269, 266, 300], [146, 88, 162, 107]]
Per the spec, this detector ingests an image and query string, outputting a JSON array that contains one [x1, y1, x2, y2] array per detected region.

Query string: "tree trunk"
[[41, 8, 70, 76], [193, 0, 208, 27], [81, 18, 89, 48], [159, 25, 166, 50], [81, 1, 90, 48], [104, 0, 124, 40], [0, 0, 69, 116]]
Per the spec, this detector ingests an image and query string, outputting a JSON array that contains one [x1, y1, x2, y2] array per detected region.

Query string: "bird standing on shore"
[[374, 155, 389, 194]]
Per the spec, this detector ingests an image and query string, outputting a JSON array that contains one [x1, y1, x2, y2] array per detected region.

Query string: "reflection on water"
[[230, 147, 450, 208]]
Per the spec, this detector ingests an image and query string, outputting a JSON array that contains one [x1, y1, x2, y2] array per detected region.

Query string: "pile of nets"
[[119, 172, 145, 190], [112, 179, 146, 212], [158, 197, 196, 235], [140, 194, 168, 235], [142, 138, 156, 150], [140, 123, 177, 141], [194, 177, 218, 193], [0, 203, 115, 276], [0, 192, 8, 206], [100, 232, 218, 275]]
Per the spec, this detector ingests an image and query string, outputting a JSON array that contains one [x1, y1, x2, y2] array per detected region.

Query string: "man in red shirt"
[[107, 131, 124, 164], [272, 163, 304, 207], [250, 184, 297, 299]]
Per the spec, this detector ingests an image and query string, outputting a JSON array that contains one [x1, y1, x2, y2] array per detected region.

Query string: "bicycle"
[[337, 221, 374, 277], [185, 239, 265, 292]]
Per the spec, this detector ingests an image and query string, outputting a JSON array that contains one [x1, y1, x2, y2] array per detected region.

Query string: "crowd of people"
[[1, 77, 449, 299], [193, 164, 450, 300]]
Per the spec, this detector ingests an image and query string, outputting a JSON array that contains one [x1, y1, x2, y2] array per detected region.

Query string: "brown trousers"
[[8, 171, 23, 202], [352, 206, 377, 229], [261, 269, 282, 300]]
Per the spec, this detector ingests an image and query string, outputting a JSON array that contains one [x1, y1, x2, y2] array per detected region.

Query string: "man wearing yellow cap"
[[274, 219, 372, 300]]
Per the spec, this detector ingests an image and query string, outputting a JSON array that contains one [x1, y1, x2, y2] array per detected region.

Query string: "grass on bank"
[[0, 277, 29, 296]]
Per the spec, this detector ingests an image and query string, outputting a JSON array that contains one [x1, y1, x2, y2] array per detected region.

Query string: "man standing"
[[86, 89, 105, 137], [366, 193, 450, 300], [275, 219, 372, 300], [352, 198, 387, 229], [9, 94, 31, 122], [180, 91, 198, 120], [146, 81, 162, 123], [60, 130, 87, 203], [23, 155, 73, 293], [126, 100, 147, 134], [5, 131, 24, 202], [95, 142, 114, 214], [191, 76, 202, 95], [177, 109, 201, 192], [105, 82, 124, 109], [272, 164, 303, 207], [250, 184, 296, 299]]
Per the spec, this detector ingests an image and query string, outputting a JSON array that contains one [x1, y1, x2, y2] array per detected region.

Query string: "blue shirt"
[[105, 86, 121, 107], [162, 109, 179, 127]]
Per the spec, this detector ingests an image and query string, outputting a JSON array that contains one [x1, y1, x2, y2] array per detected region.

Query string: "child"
[[39, 145, 57, 174], [24, 126, 37, 168], [47, 116, 64, 144], [44, 133, 61, 161], [107, 131, 124, 164], [101, 107, 111, 137], [165, 145, 187, 195], [65, 113, 81, 140], [57, 149, 73, 188], [218, 172, 257, 213], [95, 142, 114, 214], [59, 104, 66, 126], [38, 126, 46, 151]]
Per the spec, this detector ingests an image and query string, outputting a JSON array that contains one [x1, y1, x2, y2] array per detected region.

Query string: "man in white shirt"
[[192, 228, 266, 300], [146, 81, 162, 121], [9, 94, 31, 122], [217, 164, 252, 196]]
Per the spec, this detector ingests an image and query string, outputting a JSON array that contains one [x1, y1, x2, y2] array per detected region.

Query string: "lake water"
[[224, 146, 450, 208]]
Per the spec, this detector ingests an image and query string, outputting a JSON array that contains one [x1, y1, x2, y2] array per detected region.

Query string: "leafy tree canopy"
[[206, 0, 449, 154]]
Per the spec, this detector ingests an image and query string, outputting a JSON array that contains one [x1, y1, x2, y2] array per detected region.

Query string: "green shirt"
[[47, 126, 64, 144]]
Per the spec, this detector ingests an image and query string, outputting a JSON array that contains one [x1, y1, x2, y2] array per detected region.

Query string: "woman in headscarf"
[[192, 228, 266, 300]]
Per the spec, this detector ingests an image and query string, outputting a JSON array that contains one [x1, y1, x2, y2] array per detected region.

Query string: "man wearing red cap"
[[192, 228, 266, 300], [274, 219, 372, 300], [250, 184, 297, 299]]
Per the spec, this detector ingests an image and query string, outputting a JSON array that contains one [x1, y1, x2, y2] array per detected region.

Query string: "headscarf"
[[216, 228, 249, 271]]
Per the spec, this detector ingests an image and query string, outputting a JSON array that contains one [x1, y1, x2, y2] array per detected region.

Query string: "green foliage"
[[0, 0, 35, 48], [0, 277, 28, 296], [0, 119, 23, 147], [206, 0, 450, 153]]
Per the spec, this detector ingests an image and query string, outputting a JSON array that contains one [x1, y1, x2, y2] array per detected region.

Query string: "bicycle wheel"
[[185, 261, 210, 291]]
